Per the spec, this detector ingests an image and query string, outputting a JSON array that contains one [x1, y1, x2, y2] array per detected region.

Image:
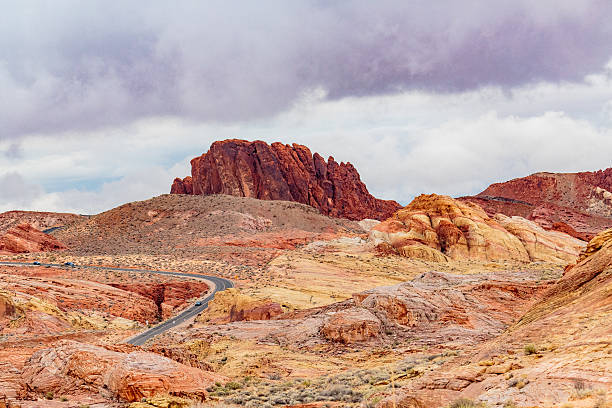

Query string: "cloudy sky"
[[1, 0, 612, 214]]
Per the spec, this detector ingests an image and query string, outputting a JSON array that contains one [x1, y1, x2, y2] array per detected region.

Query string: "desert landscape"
[[1, 139, 610, 408], [2, 3, 612, 408]]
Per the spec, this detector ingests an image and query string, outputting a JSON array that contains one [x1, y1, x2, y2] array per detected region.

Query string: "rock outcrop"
[[197, 288, 283, 324], [170, 139, 401, 220], [320, 308, 382, 343], [0, 223, 67, 254], [369, 194, 584, 262], [22, 341, 227, 402], [460, 168, 612, 240]]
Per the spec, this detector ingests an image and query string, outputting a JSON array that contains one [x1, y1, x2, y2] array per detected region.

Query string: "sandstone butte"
[[170, 139, 401, 220], [369, 193, 585, 262], [0, 223, 67, 254], [460, 168, 612, 241]]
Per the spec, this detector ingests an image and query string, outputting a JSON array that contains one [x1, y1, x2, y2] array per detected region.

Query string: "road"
[[0, 261, 233, 346]]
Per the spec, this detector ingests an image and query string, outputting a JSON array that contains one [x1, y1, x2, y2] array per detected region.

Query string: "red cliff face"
[[171, 139, 401, 221], [460, 168, 612, 241]]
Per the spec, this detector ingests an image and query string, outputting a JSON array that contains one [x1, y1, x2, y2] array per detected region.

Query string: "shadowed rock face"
[[460, 168, 612, 240], [171, 139, 401, 221]]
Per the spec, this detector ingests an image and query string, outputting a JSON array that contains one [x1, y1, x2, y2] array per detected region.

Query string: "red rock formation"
[[460, 168, 612, 240], [171, 176, 193, 194], [22, 341, 227, 402], [0, 223, 67, 254], [171, 139, 401, 220]]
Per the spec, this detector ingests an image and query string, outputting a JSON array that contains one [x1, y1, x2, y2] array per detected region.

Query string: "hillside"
[[56, 193, 362, 256], [0, 210, 84, 234], [460, 168, 612, 240]]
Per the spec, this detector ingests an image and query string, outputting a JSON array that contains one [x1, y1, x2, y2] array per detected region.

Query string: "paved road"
[[0, 261, 233, 346], [42, 226, 64, 234]]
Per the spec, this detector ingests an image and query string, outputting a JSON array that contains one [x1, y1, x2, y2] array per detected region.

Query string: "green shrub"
[[524, 344, 537, 355], [226, 381, 242, 390]]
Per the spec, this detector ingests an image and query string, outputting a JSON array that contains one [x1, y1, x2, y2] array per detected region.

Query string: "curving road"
[[0, 261, 233, 346]]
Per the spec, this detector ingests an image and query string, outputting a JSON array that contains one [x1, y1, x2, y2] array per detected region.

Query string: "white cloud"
[[1, 71, 612, 213]]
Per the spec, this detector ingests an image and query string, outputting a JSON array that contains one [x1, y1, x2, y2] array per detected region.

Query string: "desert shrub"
[[226, 381, 242, 390], [44, 391, 54, 400], [524, 344, 537, 355], [448, 398, 486, 408]]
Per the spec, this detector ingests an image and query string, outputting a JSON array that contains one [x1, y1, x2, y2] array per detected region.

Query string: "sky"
[[1, 0, 612, 214]]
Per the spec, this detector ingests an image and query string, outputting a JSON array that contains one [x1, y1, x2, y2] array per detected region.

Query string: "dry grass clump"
[[448, 398, 487, 408]]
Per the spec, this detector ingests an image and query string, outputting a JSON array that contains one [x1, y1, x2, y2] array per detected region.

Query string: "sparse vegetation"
[[448, 398, 487, 408], [524, 344, 537, 355]]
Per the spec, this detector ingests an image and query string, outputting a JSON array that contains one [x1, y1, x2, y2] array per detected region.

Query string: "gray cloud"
[[0, 172, 44, 210], [1, 0, 611, 139]]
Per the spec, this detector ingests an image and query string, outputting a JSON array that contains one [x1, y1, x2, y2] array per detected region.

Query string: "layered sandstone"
[[170, 139, 401, 220], [379, 229, 612, 408], [370, 194, 584, 262], [0, 273, 154, 335], [460, 168, 612, 240], [22, 341, 227, 402], [0, 223, 67, 254]]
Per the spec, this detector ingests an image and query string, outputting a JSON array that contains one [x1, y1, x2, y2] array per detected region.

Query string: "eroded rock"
[[170, 139, 401, 220]]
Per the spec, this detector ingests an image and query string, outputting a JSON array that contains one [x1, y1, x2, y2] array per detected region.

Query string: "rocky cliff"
[[171, 139, 401, 220], [460, 168, 612, 240]]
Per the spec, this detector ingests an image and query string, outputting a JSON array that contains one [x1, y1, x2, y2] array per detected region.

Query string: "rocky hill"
[[0, 210, 84, 233], [370, 194, 585, 263], [460, 168, 612, 240], [56, 193, 362, 256], [171, 139, 401, 220]]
